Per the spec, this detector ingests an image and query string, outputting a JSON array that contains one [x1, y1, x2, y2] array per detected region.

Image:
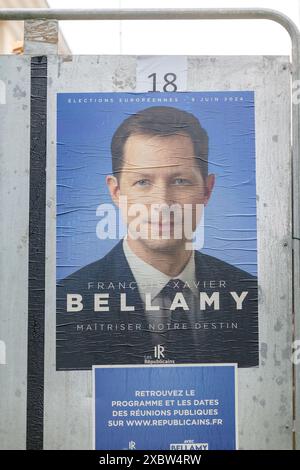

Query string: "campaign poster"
[[93, 364, 238, 450], [56, 91, 258, 370]]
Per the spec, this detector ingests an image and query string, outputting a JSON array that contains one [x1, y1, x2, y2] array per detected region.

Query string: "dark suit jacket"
[[56, 240, 258, 370]]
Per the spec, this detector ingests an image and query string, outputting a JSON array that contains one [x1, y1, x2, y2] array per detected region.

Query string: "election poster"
[[56, 91, 258, 370], [93, 364, 238, 450]]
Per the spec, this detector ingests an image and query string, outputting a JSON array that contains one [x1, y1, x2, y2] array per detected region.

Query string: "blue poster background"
[[94, 365, 237, 450], [57, 91, 256, 281]]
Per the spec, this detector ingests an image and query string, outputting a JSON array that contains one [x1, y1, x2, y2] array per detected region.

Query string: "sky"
[[47, 0, 300, 55]]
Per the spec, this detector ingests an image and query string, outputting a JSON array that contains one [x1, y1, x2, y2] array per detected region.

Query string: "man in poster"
[[56, 104, 258, 370]]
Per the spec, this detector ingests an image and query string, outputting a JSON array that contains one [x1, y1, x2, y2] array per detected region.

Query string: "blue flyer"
[[93, 364, 237, 450]]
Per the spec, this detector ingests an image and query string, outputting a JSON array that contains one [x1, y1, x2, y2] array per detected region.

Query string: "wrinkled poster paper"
[[56, 91, 258, 370]]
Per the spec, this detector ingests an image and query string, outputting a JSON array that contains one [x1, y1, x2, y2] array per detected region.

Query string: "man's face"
[[107, 133, 214, 252]]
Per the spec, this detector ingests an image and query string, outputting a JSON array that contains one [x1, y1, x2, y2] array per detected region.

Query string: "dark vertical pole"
[[27, 56, 48, 450]]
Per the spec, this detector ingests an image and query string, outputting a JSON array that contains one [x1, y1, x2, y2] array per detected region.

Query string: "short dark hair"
[[111, 106, 209, 179]]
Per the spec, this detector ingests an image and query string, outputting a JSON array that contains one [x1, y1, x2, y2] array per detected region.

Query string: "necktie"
[[161, 278, 194, 328], [149, 279, 195, 353]]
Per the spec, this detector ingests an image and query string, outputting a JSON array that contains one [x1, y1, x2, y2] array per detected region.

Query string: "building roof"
[[0, 0, 71, 54]]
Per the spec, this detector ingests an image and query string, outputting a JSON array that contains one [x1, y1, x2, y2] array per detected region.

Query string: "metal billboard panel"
[[0, 54, 293, 450]]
